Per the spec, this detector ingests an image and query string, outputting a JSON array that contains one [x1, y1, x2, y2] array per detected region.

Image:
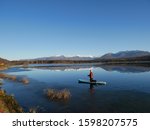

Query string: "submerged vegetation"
[[0, 73, 29, 85], [0, 73, 17, 81], [45, 88, 71, 101], [0, 90, 23, 113], [29, 107, 38, 113], [21, 78, 29, 84]]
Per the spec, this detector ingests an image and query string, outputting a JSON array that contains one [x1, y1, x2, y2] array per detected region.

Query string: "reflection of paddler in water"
[[89, 84, 95, 94]]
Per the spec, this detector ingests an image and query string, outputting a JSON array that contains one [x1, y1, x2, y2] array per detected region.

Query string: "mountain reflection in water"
[[28, 64, 150, 73]]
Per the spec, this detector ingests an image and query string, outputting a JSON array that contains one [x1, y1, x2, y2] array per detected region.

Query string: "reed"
[[46, 88, 71, 101], [0, 73, 16, 81], [21, 78, 29, 84], [8, 75, 17, 81], [29, 107, 37, 113]]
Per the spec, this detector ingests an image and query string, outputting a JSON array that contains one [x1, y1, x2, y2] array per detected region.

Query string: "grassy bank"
[[0, 66, 8, 71], [0, 90, 23, 113]]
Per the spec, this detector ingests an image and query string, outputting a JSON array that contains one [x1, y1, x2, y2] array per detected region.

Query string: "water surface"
[[1, 64, 150, 113]]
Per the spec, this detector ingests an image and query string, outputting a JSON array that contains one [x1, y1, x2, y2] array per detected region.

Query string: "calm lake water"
[[1, 64, 150, 113]]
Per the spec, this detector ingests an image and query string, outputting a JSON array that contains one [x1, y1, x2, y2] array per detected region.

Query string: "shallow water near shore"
[[1, 64, 150, 113]]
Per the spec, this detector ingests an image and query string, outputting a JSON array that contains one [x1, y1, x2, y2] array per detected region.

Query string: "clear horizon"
[[0, 0, 150, 60], [2, 49, 150, 61]]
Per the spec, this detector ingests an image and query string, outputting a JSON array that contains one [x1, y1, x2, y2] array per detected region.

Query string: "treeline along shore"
[[10, 55, 150, 66], [1, 55, 150, 68]]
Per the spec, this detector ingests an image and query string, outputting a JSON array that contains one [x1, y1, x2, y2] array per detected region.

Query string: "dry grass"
[[46, 89, 71, 101], [21, 78, 29, 84], [0, 66, 8, 71], [0, 90, 23, 113], [0, 73, 16, 81], [8, 75, 17, 81], [29, 107, 37, 113], [0, 73, 29, 85], [0, 73, 7, 79]]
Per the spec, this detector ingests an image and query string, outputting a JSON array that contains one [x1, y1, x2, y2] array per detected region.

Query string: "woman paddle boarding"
[[88, 69, 94, 82]]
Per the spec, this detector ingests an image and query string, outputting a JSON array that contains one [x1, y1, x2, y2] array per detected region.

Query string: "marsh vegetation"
[[45, 88, 71, 101], [0, 90, 23, 113], [0, 73, 29, 84]]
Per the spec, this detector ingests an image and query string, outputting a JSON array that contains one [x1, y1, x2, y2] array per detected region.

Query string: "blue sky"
[[0, 0, 150, 60]]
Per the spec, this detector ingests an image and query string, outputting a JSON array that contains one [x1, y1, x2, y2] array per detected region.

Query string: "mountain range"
[[30, 50, 150, 61], [1, 50, 150, 63], [32, 55, 95, 61], [0, 58, 9, 64], [100, 50, 150, 59]]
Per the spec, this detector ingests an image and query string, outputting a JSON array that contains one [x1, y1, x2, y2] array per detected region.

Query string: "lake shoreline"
[[0, 90, 23, 113], [0, 66, 8, 71]]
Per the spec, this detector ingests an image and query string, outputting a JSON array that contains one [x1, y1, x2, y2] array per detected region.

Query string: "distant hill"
[[0, 58, 9, 70], [31, 55, 95, 61], [126, 55, 150, 61], [100, 50, 150, 59], [0, 57, 9, 65], [15, 51, 150, 62], [6, 50, 150, 65]]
